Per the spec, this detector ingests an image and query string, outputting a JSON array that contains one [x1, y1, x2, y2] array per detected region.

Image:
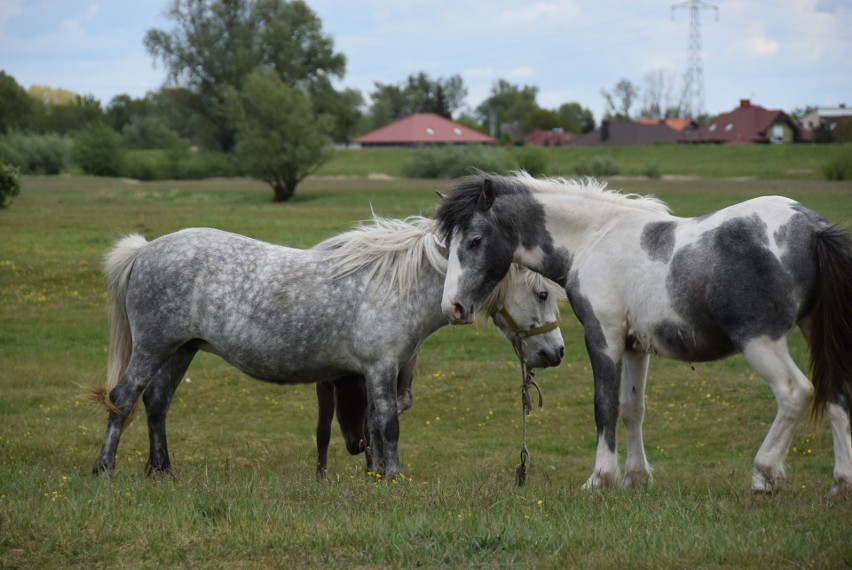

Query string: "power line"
[[672, 0, 718, 119]]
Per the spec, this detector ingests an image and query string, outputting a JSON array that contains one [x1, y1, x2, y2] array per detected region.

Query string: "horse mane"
[[477, 264, 567, 321], [313, 214, 448, 298], [436, 171, 669, 238], [512, 171, 671, 213]]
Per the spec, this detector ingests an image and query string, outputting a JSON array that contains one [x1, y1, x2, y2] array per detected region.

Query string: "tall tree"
[[230, 70, 333, 202], [0, 72, 34, 134], [366, 72, 467, 129], [638, 70, 680, 119], [144, 0, 345, 151], [475, 80, 539, 142], [601, 78, 639, 121], [555, 102, 595, 134]]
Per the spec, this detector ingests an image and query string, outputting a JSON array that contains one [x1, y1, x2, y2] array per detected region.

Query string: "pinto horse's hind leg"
[[742, 337, 814, 493], [620, 349, 653, 487], [92, 351, 170, 476], [142, 347, 197, 477], [827, 401, 852, 496]]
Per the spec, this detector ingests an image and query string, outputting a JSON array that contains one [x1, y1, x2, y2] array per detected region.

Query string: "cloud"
[[0, 0, 21, 32], [61, 3, 100, 34], [745, 35, 780, 56]]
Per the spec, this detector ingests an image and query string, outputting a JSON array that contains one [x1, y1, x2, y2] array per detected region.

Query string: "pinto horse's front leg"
[[580, 336, 625, 490], [365, 362, 402, 480]]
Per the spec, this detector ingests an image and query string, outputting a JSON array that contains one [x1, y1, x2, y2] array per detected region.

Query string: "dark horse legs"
[[142, 347, 198, 475]]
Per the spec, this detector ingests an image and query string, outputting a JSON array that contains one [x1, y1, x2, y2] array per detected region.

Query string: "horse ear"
[[435, 190, 447, 200], [478, 178, 496, 211]]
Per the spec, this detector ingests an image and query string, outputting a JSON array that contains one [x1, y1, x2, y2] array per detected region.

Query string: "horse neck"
[[406, 254, 453, 336]]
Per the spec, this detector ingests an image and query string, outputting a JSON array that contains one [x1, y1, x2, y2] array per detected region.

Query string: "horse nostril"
[[453, 302, 466, 320], [559, 346, 565, 358]]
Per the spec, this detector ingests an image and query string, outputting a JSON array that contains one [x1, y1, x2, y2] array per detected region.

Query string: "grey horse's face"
[[491, 267, 564, 369]]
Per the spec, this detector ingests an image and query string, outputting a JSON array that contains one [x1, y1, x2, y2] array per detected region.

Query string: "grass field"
[[316, 143, 852, 180], [1, 173, 851, 568]]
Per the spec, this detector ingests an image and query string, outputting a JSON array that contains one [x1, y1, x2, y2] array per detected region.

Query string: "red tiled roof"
[[637, 118, 696, 132], [680, 99, 808, 144], [523, 129, 577, 146], [355, 113, 495, 145]]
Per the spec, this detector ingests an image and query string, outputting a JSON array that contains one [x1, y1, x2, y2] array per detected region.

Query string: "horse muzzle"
[[444, 301, 475, 325]]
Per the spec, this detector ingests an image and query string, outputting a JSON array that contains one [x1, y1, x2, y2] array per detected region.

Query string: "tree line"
[[1, 0, 841, 202]]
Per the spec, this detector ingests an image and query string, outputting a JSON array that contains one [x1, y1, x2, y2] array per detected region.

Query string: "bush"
[[173, 150, 241, 180], [121, 150, 176, 181], [71, 124, 124, 176], [403, 145, 510, 179], [510, 146, 549, 176], [641, 160, 662, 179], [0, 131, 70, 174], [0, 162, 21, 208], [821, 149, 852, 181], [121, 116, 187, 150], [574, 155, 620, 177]]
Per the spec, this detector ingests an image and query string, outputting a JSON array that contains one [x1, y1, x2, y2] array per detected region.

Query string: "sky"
[[1, 0, 850, 123]]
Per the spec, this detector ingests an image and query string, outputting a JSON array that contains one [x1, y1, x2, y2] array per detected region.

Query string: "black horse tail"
[[88, 234, 148, 419], [809, 225, 852, 419]]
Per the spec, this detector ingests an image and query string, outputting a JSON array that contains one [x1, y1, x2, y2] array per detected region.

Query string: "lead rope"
[[513, 341, 543, 487]]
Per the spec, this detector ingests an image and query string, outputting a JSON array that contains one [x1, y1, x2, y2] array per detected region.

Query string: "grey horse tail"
[[88, 234, 148, 414], [809, 225, 852, 419]]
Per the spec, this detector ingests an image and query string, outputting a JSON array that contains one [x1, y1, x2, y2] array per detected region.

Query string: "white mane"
[[313, 214, 448, 298], [313, 212, 565, 313], [478, 264, 567, 320], [512, 171, 671, 214]]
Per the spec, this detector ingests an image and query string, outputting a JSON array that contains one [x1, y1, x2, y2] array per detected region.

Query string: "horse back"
[[621, 197, 827, 361]]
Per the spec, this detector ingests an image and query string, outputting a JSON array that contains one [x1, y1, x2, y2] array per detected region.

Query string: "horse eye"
[[538, 291, 548, 301], [470, 236, 482, 247]]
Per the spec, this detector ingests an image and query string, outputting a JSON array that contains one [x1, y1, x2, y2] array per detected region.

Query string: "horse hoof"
[[91, 462, 115, 478], [829, 478, 852, 498], [315, 467, 328, 481], [622, 470, 654, 488], [752, 465, 785, 494], [581, 470, 619, 490]]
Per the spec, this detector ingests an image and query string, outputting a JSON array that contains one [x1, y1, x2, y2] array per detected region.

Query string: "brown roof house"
[[354, 113, 495, 147], [571, 119, 682, 146], [523, 128, 577, 146], [637, 117, 697, 134], [680, 99, 811, 144]]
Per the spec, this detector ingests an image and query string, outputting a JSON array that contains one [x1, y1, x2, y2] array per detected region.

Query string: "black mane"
[[434, 173, 531, 239]]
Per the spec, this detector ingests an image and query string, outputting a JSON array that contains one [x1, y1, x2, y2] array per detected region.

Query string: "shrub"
[[821, 148, 852, 181], [173, 150, 241, 180], [121, 150, 176, 181], [510, 146, 549, 177], [0, 131, 70, 174], [0, 162, 21, 208], [574, 155, 620, 177], [121, 116, 186, 150], [71, 124, 124, 176], [641, 160, 662, 179], [403, 145, 510, 179]]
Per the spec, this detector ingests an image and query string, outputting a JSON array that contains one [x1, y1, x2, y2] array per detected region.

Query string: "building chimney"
[[740, 99, 751, 108]]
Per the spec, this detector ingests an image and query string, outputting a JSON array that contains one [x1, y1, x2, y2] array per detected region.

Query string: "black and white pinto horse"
[[436, 172, 852, 495], [91, 215, 566, 480]]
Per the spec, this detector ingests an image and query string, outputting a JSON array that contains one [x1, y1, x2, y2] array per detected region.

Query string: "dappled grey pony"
[[91, 215, 565, 480], [436, 172, 852, 495]]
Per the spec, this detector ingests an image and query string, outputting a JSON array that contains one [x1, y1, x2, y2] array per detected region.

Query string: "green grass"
[[318, 143, 852, 180], [1, 174, 851, 568]]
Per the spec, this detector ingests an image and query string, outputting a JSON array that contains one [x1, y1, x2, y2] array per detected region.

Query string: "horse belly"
[[645, 320, 737, 362]]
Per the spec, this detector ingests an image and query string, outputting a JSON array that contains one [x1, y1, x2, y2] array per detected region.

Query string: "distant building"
[[571, 120, 682, 146], [680, 99, 811, 144], [636, 117, 697, 134], [799, 105, 852, 143], [523, 128, 577, 146], [799, 105, 852, 131], [354, 113, 495, 147]]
